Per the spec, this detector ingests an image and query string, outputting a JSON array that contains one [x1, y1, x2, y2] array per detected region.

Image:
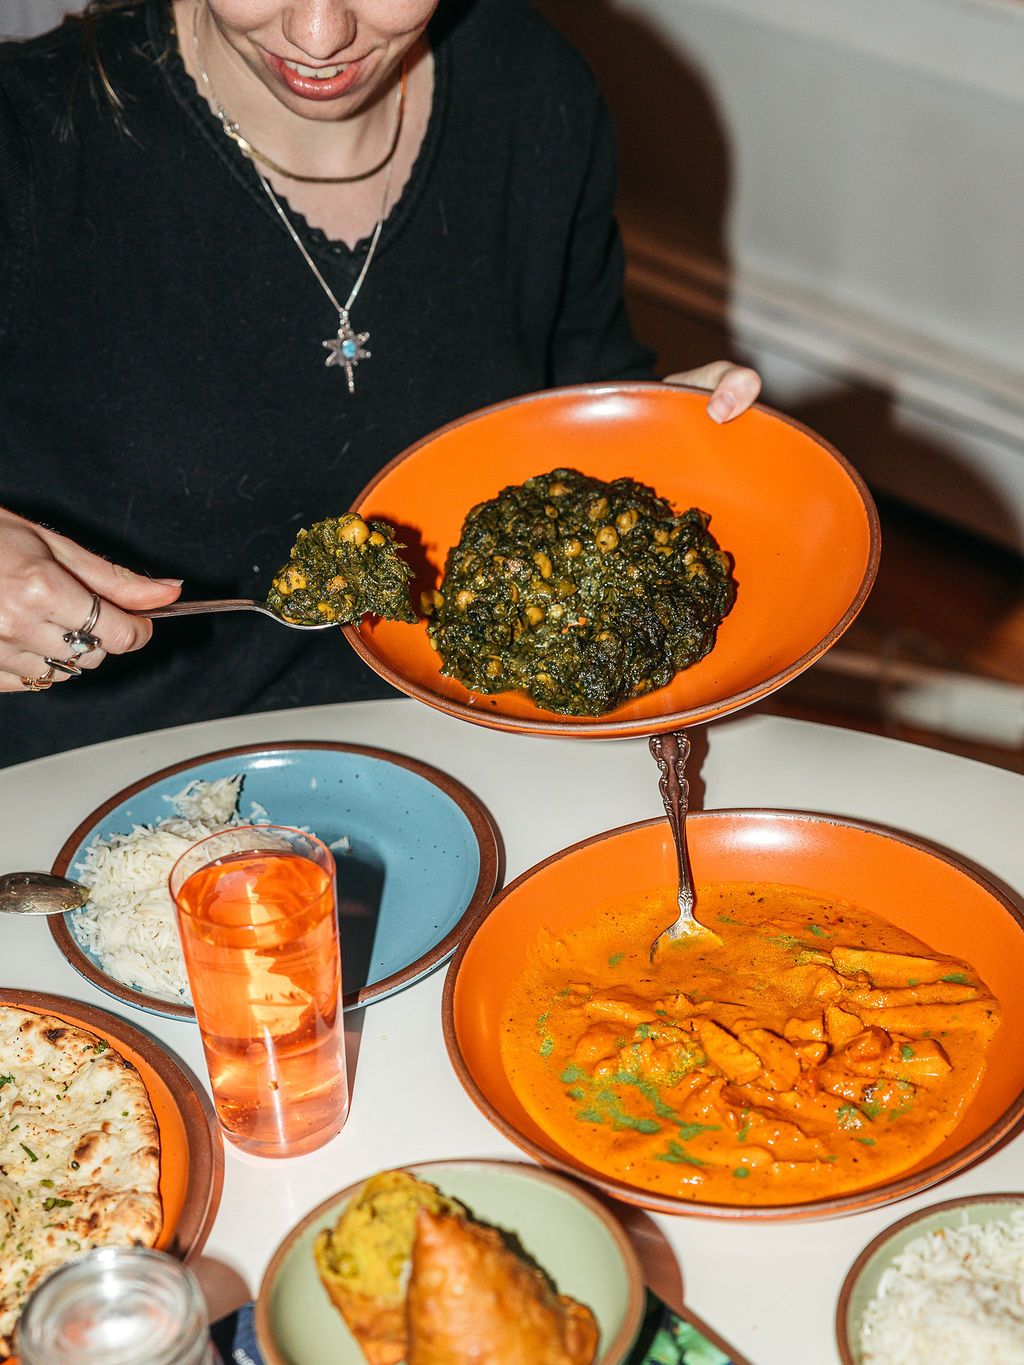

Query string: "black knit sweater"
[[0, 0, 653, 765]]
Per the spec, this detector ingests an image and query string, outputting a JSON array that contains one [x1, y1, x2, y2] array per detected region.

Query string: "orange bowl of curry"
[[345, 383, 879, 738], [442, 811, 1024, 1220]]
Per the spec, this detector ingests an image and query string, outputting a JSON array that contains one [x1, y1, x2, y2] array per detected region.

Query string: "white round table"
[[3, 700, 1022, 1365]]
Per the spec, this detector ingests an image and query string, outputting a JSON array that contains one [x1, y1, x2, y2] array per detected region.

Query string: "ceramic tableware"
[[344, 383, 880, 738], [444, 811, 1024, 1220], [49, 742, 500, 1020], [255, 1160, 646, 1365], [835, 1192, 1024, 1363]]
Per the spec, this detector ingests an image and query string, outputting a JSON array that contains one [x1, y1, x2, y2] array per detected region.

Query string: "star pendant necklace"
[[258, 148, 397, 393], [192, 0, 405, 393]]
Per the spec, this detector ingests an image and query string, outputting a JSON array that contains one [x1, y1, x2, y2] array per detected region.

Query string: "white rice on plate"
[[859, 1209, 1024, 1364], [71, 776, 248, 1003]]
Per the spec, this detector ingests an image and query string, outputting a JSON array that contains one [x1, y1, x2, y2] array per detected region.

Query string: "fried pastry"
[[406, 1207, 599, 1365], [313, 1170, 463, 1365]]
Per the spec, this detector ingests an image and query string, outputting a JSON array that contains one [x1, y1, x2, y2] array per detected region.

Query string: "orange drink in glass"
[[170, 826, 349, 1158]]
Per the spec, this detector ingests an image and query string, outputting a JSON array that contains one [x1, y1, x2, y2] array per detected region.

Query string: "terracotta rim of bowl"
[[834, 1191, 1024, 1364], [345, 382, 881, 738], [442, 809, 1024, 1221], [49, 740, 502, 1018], [254, 1158, 648, 1365]]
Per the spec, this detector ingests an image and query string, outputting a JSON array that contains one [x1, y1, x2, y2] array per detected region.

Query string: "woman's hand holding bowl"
[[666, 360, 762, 423]]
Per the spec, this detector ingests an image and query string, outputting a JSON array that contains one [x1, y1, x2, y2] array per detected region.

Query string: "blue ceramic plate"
[[49, 742, 501, 1020]]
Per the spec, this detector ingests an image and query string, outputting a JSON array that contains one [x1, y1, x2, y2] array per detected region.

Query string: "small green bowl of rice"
[[836, 1193, 1024, 1364]]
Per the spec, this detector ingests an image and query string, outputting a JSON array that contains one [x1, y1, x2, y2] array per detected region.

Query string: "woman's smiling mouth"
[[268, 52, 368, 100]]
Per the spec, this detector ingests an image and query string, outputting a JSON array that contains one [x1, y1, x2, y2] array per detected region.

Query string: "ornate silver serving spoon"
[[648, 731, 720, 956]]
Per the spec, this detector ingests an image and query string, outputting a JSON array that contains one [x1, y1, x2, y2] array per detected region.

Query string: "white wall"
[[0, 1, 72, 39], [541, 0, 1024, 549]]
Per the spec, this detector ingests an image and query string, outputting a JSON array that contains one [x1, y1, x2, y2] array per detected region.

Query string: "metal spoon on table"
[[0, 872, 88, 916], [133, 600, 338, 630], [648, 731, 720, 957]]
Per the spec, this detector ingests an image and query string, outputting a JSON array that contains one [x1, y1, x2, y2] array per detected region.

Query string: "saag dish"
[[266, 514, 415, 626], [424, 469, 734, 715], [503, 885, 1001, 1207]]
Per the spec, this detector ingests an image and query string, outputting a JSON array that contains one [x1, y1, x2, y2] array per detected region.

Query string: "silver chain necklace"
[[192, 0, 403, 393]]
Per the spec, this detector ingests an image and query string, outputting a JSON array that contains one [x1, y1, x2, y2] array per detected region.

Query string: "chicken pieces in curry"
[[504, 884, 1000, 1205]]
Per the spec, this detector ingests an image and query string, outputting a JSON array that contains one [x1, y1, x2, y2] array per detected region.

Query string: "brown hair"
[[75, 0, 153, 134]]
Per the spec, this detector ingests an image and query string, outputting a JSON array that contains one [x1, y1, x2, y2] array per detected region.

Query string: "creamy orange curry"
[[501, 884, 1001, 1205]]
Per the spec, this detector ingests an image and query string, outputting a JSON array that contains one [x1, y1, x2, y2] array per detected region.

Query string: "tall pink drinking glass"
[[170, 825, 349, 1158]]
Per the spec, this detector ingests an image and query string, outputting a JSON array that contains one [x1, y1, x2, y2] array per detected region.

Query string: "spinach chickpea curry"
[[424, 469, 735, 715], [266, 514, 415, 626], [502, 885, 1001, 1206]]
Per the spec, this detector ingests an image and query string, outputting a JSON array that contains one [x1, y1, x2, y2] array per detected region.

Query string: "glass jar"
[[16, 1247, 214, 1365]]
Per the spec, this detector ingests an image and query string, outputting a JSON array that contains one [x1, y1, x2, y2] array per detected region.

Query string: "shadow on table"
[[192, 1251, 251, 1323], [338, 849, 386, 1002], [593, 1195, 685, 1314]]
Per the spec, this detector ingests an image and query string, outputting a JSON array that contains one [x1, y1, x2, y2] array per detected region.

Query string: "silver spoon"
[[0, 872, 89, 916], [133, 600, 337, 630], [648, 732, 719, 956]]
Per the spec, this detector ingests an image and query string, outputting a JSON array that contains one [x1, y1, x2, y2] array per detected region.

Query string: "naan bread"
[[0, 1007, 162, 1353]]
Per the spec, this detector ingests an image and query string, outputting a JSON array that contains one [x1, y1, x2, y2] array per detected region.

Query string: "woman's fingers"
[[3, 668, 56, 694], [664, 362, 762, 423], [41, 524, 182, 619], [0, 512, 182, 680]]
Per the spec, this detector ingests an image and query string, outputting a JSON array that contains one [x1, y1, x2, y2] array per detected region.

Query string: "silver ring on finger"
[[44, 656, 83, 677], [63, 593, 103, 656]]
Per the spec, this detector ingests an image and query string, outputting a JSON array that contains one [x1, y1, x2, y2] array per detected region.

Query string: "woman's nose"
[[283, 1, 358, 60]]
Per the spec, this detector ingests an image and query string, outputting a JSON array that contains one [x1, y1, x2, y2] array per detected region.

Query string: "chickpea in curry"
[[503, 885, 1001, 1205], [266, 514, 415, 625]]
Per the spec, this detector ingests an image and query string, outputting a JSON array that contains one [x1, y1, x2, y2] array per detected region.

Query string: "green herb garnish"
[[676, 1121, 721, 1141], [655, 1141, 706, 1167]]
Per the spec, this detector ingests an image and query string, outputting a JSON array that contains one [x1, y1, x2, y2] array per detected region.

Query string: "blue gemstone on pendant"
[[342, 338, 360, 360]]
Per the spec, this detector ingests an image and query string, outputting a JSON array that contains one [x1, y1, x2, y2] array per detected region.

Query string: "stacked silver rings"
[[21, 595, 103, 692], [62, 595, 103, 657]]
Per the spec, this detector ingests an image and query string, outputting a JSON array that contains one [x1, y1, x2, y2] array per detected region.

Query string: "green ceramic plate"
[[255, 1159, 646, 1365], [835, 1192, 1024, 1363]]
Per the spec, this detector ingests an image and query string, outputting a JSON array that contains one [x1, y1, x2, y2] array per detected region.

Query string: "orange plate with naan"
[[0, 990, 222, 1260]]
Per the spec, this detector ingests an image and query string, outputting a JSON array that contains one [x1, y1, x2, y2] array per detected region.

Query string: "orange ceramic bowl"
[[345, 383, 879, 738], [443, 811, 1024, 1220]]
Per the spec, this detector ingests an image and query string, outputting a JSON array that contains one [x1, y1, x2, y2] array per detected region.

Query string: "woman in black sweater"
[[0, 0, 759, 765]]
